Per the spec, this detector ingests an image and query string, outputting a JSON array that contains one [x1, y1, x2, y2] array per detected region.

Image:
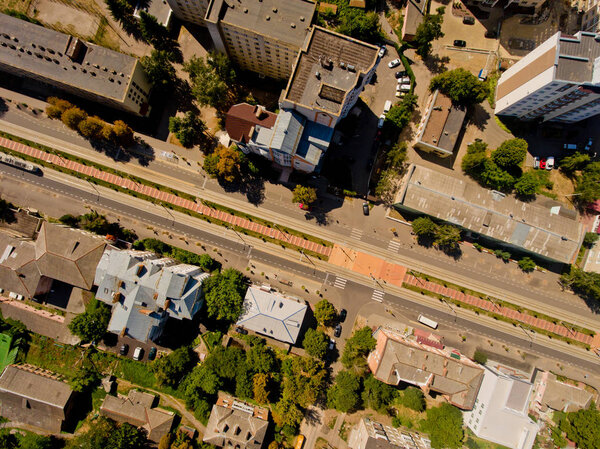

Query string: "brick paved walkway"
[[403, 274, 595, 345], [0, 137, 332, 257]]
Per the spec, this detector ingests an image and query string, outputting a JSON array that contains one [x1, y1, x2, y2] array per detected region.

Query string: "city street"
[[1, 164, 599, 375]]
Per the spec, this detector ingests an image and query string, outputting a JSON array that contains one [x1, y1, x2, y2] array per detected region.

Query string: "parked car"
[[454, 40, 467, 47], [148, 347, 157, 361], [546, 156, 555, 170], [463, 15, 475, 24], [328, 339, 336, 351], [563, 143, 577, 150], [339, 309, 347, 322], [383, 100, 392, 113], [397, 76, 410, 84], [235, 326, 248, 335], [478, 69, 488, 81], [397, 84, 411, 92], [388, 58, 401, 68], [362, 202, 370, 215], [395, 91, 404, 98], [378, 46, 386, 57], [540, 158, 547, 170], [533, 157, 540, 169], [334, 324, 342, 338], [119, 344, 129, 356], [395, 70, 408, 78], [377, 114, 385, 128], [133, 347, 144, 361]]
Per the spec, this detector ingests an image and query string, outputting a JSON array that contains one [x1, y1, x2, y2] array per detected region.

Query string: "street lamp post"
[[227, 225, 247, 246], [518, 324, 534, 348], [157, 201, 175, 227], [86, 178, 100, 202], [369, 272, 384, 290], [441, 298, 457, 322]]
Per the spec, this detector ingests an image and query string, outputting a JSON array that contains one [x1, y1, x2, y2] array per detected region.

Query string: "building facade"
[[165, 0, 209, 25], [495, 31, 600, 123], [0, 13, 152, 116], [348, 418, 432, 449], [205, 0, 316, 80]]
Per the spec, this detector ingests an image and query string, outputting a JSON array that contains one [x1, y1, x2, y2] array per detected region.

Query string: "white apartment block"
[[205, 0, 315, 80], [165, 0, 209, 25], [495, 31, 600, 123], [583, 0, 600, 32]]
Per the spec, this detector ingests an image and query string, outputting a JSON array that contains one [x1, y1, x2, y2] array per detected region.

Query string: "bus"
[[294, 435, 305, 449], [417, 314, 438, 329]]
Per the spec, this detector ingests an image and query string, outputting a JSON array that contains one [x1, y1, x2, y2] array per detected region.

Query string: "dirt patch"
[[35, 0, 98, 36], [547, 169, 576, 206]]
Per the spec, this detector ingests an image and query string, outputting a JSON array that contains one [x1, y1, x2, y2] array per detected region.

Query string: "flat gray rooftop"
[[417, 90, 466, 154], [396, 165, 583, 264], [134, 0, 172, 26], [284, 26, 379, 115], [556, 32, 600, 83], [207, 0, 315, 47], [0, 13, 137, 100]]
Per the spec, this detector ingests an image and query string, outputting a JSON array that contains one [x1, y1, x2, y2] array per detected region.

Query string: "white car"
[[377, 114, 385, 128], [133, 347, 144, 361], [378, 46, 386, 58], [546, 156, 555, 170], [388, 58, 401, 68], [397, 76, 410, 84], [395, 91, 404, 97], [398, 84, 411, 92]]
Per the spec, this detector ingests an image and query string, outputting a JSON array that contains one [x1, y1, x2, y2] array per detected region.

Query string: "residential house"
[[531, 370, 593, 413], [203, 395, 269, 449], [0, 364, 75, 433], [367, 327, 484, 410], [100, 389, 175, 442], [464, 366, 539, 449], [348, 417, 432, 449], [236, 285, 307, 344], [94, 249, 210, 342]]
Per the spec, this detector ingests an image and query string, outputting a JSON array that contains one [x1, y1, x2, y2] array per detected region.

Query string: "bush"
[[491, 138, 528, 169], [46, 97, 73, 119], [429, 68, 489, 105], [583, 232, 599, 249], [494, 249, 511, 262], [78, 116, 105, 140], [518, 257, 536, 273], [61, 107, 88, 130], [473, 350, 487, 365]]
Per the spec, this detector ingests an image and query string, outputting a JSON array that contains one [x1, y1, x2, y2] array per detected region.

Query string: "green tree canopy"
[[62, 107, 88, 130], [327, 370, 362, 412], [292, 185, 318, 206], [385, 94, 417, 132], [302, 328, 329, 359], [70, 364, 101, 393], [560, 152, 590, 176], [184, 53, 234, 110], [203, 268, 247, 321], [141, 50, 177, 93], [561, 267, 600, 303], [583, 232, 599, 248], [112, 120, 135, 147], [514, 171, 540, 197], [429, 68, 490, 105], [518, 257, 536, 273], [246, 344, 276, 374], [412, 216, 437, 238], [478, 159, 516, 191], [68, 298, 111, 343], [575, 162, 600, 205], [336, 9, 382, 44], [152, 346, 197, 387], [423, 403, 464, 449], [362, 374, 397, 413], [398, 386, 426, 412], [139, 11, 169, 47], [46, 97, 74, 119], [434, 224, 461, 250], [314, 299, 336, 326], [559, 405, 600, 449], [341, 326, 376, 370], [491, 138, 528, 169], [203, 146, 243, 183], [461, 141, 488, 174], [79, 116, 106, 140], [414, 7, 445, 58], [66, 416, 149, 449], [169, 111, 206, 148]]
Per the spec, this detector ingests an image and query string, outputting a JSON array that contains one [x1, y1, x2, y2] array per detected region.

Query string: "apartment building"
[[165, 0, 209, 25], [205, 0, 316, 80], [0, 13, 152, 116], [281, 26, 380, 127], [495, 31, 600, 123]]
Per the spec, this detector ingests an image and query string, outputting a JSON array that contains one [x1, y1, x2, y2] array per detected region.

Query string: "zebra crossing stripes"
[[388, 240, 402, 252], [372, 290, 385, 302], [350, 228, 363, 240], [333, 277, 348, 289]]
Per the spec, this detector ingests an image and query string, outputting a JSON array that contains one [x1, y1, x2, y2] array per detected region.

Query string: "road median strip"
[[0, 134, 332, 260]]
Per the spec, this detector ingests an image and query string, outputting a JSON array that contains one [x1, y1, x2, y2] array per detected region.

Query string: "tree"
[[108, 422, 149, 449], [560, 152, 590, 176], [341, 326, 376, 369], [68, 298, 111, 343], [434, 224, 461, 250], [414, 7, 445, 58], [514, 171, 540, 197], [462, 150, 488, 175], [105, 0, 141, 38], [412, 216, 437, 238], [66, 416, 149, 449], [203, 268, 247, 321], [429, 68, 490, 105], [169, 112, 206, 148], [152, 346, 197, 386], [574, 162, 600, 205], [327, 370, 362, 412], [478, 159, 516, 191], [246, 344, 276, 374], [158, 433, 174, 449], [273, 398, 304, 428], [387, 142, 408, 170], [473, 350, 488, 365], [518, 257, 536, 273], [292, 185, 317, 206], [208, 51, 237, 86], [302, 328, 329, 359], [559, 405, 600, 449], [362, 374, 397, 413], [204, 146, 243, 183], [423, 403, 464, 449], [141, 50, 177, 93], [139, 10, 169, 46], [385, 94, 417, 131], [79, 116, 106, 140], [70, 364, 101, 392], [46, 97, 73, 119], [491, 138, 528, 169], [184, 54, 231, 110], [583, 232, 599, 248], [113, 120, 135, 147], [314, 299, 336, 326], [399, 387, 425, 412], [336, 9, 382, 44], [18, 434, 55, 449], [253, 373, 270, 404], [62, 107, 88, 130], [561, 267, 600, 303]]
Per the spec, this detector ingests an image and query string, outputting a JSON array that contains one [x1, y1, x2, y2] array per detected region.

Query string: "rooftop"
[[415, 90, 466, 155], [134, 0, 172, 26], [0, 365, 72, 409], [284, 26, 379, 115], [534, 371, 593, 412], [225, 103, 278, 143], [395, 165, 583, 264], [236, 286, 307, 344], [402, 0, 427, 37], [0, 12, 139, 100], [206, 0, 315, 47], [348, 418, 432, 449], [368, 328, 484, 410], [556, 32, 600, 83]]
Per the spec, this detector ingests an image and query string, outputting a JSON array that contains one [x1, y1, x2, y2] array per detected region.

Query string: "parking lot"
[[102, 334, 168, 363]]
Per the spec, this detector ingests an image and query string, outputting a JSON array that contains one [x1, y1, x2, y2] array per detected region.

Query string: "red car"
[[540, 158, 547, 170]]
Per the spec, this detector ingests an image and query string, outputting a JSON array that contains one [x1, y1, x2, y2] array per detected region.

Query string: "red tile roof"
[[225, 103, 277, 144]]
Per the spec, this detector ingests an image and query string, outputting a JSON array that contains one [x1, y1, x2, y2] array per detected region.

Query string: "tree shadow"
[[468, 103, 491, 131], [304, 407, 323, 426], [304, 207, 330, 226], [423, 54, 450, 74], [0, 97, 7, 117], [437, 245, 463, 260]]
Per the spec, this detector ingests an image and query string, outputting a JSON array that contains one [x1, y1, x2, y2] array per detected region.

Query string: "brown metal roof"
[[225, 103, 278, 143]]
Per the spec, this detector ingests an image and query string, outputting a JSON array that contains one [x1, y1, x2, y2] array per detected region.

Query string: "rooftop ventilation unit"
[[347, 64, 356, 72], [339, 62, 346, 69], [315, 71, 321, 79]]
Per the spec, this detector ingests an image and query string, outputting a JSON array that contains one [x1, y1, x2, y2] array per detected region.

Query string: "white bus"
[[418, 314, 438, 329]]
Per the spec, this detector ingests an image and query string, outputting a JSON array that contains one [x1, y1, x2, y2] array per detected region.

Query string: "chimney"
[[255, 105, 266, 119]]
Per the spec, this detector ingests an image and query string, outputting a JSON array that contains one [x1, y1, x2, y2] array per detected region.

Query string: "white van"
[[383, 100, 392, 114], [418, 314, 439, 329]]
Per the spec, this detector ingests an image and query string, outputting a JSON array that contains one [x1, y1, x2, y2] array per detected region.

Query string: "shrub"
[[518, 257, 536, 273], [61, 107, 88, 130], [473, 350, 487, 365]]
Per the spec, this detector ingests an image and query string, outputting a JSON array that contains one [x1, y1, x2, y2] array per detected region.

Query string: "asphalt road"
[[2, 164, 599, 372]]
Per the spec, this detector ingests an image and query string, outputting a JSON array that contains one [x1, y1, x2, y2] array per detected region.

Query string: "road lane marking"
[[333, 277, 347, 289], [372, 290, 385, 302]]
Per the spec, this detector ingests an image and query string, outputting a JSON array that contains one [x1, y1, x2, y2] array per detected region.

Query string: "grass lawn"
[[1, 0, 33, 14]]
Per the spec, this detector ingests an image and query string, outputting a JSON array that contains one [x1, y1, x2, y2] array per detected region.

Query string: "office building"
[[281, 26, 380, 127], [495, 31, 600, 123], [0, 12, 152, 116], [205, 0, 316, 80]]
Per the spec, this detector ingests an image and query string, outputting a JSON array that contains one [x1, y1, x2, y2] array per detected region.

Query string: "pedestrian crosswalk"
[[372, 290, 385, 302], [350, 228, 363, 240], [388, 240, 402, 252], [333, 276, 348, 289]]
